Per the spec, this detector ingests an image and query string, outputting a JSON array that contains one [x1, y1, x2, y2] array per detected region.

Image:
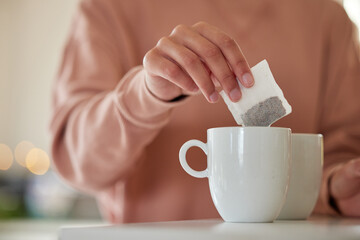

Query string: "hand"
[[329, 158, 360, 217], [143, 21, 254, 103]]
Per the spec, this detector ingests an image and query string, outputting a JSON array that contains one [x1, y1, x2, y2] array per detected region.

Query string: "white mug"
[[179, 127, 291, 222], [277, 133, 323, 220]]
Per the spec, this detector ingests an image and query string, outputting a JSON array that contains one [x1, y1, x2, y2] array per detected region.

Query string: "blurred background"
[[0, 0, 359, 239], [0, 0, 101, 229]]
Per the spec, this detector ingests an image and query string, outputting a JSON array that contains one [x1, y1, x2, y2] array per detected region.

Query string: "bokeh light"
[[25, 148, 50, 175], [15, 141, 35, 167], [0, 144, 14, 170]]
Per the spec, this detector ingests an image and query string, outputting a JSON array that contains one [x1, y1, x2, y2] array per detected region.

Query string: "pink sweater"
[[50, 0, 360, 223]]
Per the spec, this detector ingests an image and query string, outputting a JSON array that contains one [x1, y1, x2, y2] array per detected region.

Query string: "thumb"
[[330, 158, 360, 200]]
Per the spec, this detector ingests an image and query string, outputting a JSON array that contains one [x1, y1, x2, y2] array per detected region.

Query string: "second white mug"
[[277, 133, 323, 220]]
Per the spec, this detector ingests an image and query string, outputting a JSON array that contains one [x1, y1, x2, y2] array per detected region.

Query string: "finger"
[[144, 48, 198, 92], [193, 21, 254, 88], [330, 159, 360, 200], [200, 61, 221, 88], [170, 24, 241, 102], [337, 191, 360, 217], [156, 36, 219, 103]]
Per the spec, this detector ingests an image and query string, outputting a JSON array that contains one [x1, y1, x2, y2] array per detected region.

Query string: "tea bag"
[[220, 60, 292, 126]]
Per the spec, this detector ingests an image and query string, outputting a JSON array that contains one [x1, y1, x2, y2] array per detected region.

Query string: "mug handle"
[[179, 140, 208, 178]]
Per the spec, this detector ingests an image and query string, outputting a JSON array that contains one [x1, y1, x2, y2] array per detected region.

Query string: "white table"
[[0, 219, 103, 240], [59, 216, 360, 240]]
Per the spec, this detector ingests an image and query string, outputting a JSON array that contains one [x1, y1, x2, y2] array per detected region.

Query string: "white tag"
[[220, 59, 292, 126]]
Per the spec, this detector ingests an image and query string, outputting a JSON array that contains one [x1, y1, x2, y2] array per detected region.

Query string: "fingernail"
[[209, 92, 219, 103], [242, 73, 254, 87], [229, 88, 241, 102]]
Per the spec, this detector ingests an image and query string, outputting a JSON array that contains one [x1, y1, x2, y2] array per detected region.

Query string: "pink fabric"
[[50, 0, 360, 223]]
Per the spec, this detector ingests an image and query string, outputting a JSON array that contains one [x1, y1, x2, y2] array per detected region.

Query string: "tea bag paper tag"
[[220, 60, 292, 126]]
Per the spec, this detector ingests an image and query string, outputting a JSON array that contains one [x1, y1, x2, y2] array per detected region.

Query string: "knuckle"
[[193, 21, 208, 29], [203, 45, 221, 59], [156, 37, 169, 47], [234, 59, 248, 72], [171, 24, 187, 36], [164, 64, 181, 79], [143, 54, 149, 67], [220, 73, 236, 86], [143, 50, 154, 67], [181, 53, 198, 66], [183, 80, 196, 91], [219, 35, 236, 48]]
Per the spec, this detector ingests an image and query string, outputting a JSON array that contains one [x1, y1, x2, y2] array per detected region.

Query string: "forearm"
[[51, 67, 185, 193]]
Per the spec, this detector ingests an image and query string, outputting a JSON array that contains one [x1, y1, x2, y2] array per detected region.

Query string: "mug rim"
[[207, 126, 291, 131], [292, 133, 323, 138]]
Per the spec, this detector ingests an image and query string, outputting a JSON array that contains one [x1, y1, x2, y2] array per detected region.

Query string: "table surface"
[[0, 219, 103, 240], [60, 216, 360, 240]]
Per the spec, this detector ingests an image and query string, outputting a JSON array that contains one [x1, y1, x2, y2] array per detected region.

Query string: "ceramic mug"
[[277, 133, 323, 220], [179, 127, 291, 222]]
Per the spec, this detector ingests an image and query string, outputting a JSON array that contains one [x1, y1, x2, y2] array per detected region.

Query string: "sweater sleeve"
[[50, 0, 184, 193], [314, 2, 360, 214]]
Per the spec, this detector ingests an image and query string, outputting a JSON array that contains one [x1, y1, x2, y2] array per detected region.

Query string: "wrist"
[[114, 67, 186, 128]]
